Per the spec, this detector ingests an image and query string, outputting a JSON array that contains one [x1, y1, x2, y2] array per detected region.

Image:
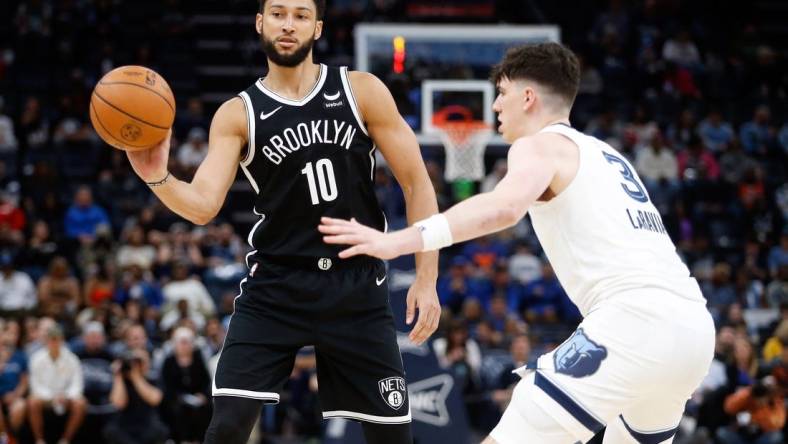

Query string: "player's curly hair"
[[491, 42, 581, 109], [259, 0, 326, 20]]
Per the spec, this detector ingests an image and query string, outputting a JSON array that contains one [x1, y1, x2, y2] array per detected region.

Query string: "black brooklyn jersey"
[[237, 64, 385, 258]]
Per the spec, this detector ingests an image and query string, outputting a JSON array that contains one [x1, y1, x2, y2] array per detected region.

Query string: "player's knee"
[[204, 396, 262, 444], [360, 421, 413, 444]]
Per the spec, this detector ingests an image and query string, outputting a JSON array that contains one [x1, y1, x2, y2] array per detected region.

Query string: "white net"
[[438, 124, 492, 182]]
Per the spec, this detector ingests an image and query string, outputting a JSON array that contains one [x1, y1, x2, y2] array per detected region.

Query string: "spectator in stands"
[[506, 242, 541, 286], [461, 235, 509, 272], [0, 191, 24, 239], [24, 317, 54, 358], [0, 319, 28, 441], [0, 96, 17, 154], [765, 265, 787, 309], [677, 134, 720, 182], [762, 320, 788, 363], [116, 225, 156, 272], [82, 259, 115, 308], [778, 123, 788, 153], [495, 334, 533, 393], [437, 256, 473, 314], [718, 376, 785, 444], [0, 250, 36, 318], [37, 256, 80, 321], [635, 132, 678, 188], [176, 127, 209, 174], [740, 106, 776, 156], [156, 223, 204, 270], [695, 325, 737, 435], [18, 220, 61, 282], [160, 299, 205, 333], [719, 137, 758, 185], [162, 260, 214, 316], [703, 262, 738, 309], [28, 324, 85, 444], [203, 317, 225, 356], [72, 321, 115, 444], [433, 319, 482, 391], [520, 263, 563, 323], [767, 231, 788, 278], [63, 186, 110, 243], [113, 264, 163, 309], [667, 109, 698, 149], [662, 29, 702, 69], [161, 327, 211, 444], [733, 335, 758, 387], [17, 97, 49, 152], [103, 348, 168, 444], [698, 109, 735, 154], [109, 323, 152, 361], [627, 105, 659, 146]]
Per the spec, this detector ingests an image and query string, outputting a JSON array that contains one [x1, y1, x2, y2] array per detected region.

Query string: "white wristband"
[[413, 214, 453, 252]]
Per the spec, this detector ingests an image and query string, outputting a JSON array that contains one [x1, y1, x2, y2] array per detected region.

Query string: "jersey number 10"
[[301, 159, 338, 205]]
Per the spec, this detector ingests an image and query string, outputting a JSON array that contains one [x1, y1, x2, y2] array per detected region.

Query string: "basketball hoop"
[[433, 105, 492, 183]]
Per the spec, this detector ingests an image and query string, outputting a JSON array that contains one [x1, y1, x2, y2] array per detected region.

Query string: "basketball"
[[89, 65, 175, 151]]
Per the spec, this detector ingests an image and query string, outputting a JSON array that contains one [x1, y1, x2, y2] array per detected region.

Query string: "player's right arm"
[[127, 98, 247, 225]]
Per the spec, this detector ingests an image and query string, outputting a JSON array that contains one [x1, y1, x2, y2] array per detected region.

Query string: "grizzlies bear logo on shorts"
[[553, 328, 608, 378]]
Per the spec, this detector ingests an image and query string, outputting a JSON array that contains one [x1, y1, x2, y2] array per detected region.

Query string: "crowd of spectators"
[[0, 0, 786, 443]]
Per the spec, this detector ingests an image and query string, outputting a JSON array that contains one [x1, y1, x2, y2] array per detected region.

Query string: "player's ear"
[[522, 86, 536, 112], [314, 20, 323, 40], [255, 13, 263, 35]]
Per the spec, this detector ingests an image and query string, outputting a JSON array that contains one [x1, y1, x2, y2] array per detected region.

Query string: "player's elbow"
[[497, 199, 526, 228], [498, 206, 522, 228], [189, 208, 218, 226]]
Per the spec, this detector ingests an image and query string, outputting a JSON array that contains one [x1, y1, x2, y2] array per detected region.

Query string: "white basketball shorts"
[[491, 290, 715, 444]]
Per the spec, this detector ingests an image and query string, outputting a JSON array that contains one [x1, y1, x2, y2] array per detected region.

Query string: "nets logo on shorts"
[[378, 376, 406, 410], [553, 328, 608, 378]]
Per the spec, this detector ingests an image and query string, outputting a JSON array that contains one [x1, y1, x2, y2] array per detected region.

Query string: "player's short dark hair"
[[491, 42, 581, 108], [259, 0, 326, 20]]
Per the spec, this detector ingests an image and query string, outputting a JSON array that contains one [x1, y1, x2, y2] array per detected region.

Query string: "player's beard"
[[261, 32, 315, 68]]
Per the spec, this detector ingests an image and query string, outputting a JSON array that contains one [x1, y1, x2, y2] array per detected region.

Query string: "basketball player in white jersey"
[[320, 42, 715, 443]]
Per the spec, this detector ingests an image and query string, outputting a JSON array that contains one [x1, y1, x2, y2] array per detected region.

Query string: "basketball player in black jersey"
[[125, 1, 440, 443]]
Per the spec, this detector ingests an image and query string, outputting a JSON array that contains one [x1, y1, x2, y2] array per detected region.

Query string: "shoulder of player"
[[210, 97, 247, 137], [510, 132, 570, 157], [346, 70, 385, 92], [346, 70, 391, 105], [346, 71, 394, 121]]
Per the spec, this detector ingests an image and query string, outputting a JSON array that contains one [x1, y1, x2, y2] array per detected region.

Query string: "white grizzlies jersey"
[[528, 124, 704, 316]]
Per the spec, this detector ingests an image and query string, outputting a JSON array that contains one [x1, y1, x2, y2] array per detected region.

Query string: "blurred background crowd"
[[0, 0, 786, 443]]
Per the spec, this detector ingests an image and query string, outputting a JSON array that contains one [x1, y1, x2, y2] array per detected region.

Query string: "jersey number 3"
[[301, 159, 338, 205], [602, 152, 649, 203]]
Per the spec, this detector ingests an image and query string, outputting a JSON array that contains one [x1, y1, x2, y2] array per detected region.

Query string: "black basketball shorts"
[[212, 255, 410, 424]]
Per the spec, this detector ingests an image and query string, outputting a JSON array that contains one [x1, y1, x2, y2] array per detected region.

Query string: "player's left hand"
[[406, 278, 441, 345], [319, 217, 421, 260]]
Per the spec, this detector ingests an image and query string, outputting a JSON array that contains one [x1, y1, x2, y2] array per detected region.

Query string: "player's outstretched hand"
[[405, 278, 441, 345], [127, 129, 172, 183], [319, 217, 421, 260]]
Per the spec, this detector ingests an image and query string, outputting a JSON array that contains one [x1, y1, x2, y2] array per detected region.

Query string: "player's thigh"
[[214, 279, 311, 399], [490, 372, 582, 444], [315, 288, 409, 422], [602, 401, 684, 444]]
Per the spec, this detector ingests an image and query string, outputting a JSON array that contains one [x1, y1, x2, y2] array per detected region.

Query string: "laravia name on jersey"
[[262, 119, 359, 165]]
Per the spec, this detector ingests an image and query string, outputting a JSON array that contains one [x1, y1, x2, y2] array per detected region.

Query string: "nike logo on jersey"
[[376, 275, 387, 286], [323, 91, 341, 101], [260, 106, 283, 120]]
